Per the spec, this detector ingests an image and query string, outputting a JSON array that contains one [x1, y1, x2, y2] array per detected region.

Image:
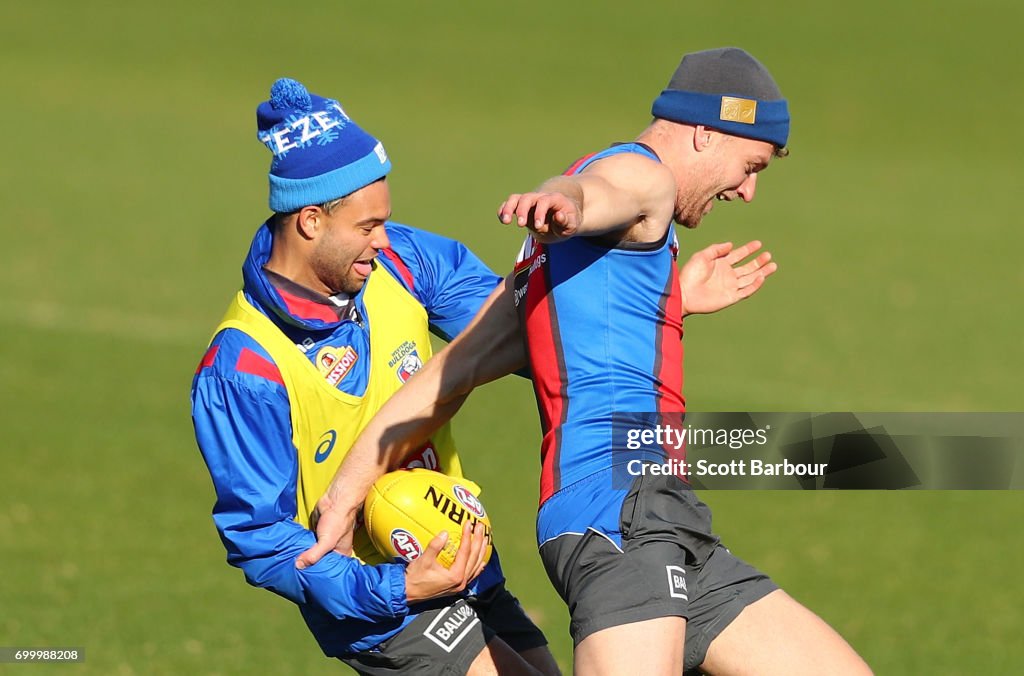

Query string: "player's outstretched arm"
[[296, 276, 525, 569], [679, 240, 778, 316], [498, 152, 676, 244]]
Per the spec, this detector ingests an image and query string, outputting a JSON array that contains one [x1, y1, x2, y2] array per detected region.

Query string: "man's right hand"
[[295, 495, 359, 569], [678, 240, 777, 316], [405, 521, 489, 603], [498, 191, 582, 243]]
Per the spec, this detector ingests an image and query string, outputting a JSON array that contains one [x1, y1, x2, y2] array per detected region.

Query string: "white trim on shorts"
[[537, 528, 624, 553]]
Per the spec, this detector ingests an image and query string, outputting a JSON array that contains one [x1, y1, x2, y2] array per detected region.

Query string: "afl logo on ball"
[[453, 485, 486, 518], [390, 529, 422, 562]]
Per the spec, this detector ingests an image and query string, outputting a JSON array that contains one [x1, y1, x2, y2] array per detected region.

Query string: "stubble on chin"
[[675, 207, 703, 230]]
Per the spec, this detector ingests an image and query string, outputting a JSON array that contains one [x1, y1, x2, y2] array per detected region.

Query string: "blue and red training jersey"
[[512, 143, 685, 545]]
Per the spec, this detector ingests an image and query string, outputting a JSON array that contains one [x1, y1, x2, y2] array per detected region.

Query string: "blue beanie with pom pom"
[[256, 78, 392, 212]]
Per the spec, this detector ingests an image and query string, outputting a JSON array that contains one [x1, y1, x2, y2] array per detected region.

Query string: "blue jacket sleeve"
[[191, 334, 410, 624], [382, 223, 502, 342]]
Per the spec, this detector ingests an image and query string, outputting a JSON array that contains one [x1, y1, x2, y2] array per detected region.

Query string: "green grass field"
[[2, 1, 1022, 673]]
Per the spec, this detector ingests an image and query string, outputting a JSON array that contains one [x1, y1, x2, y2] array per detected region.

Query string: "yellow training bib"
[[211, 263, 462, 564]]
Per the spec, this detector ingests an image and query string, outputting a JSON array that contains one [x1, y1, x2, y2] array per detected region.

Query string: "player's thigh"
[[516, 646, 561, 676], [700, 589, 872, 676], [573, 616, 685, 676], [469, 583, 560, 676], [467, 636, 545, 676], [343, 598, 515, 676]]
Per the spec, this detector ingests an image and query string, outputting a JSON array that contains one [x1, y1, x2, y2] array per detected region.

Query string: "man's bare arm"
[[296, 276, 524, 568], [498, 152, 676, 243]]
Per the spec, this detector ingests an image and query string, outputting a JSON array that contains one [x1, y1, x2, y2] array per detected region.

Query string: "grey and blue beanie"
[[257, 78, 392, 213], [652, 48, 790, 148]]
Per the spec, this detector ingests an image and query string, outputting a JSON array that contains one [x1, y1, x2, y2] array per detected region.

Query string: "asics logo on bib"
[[314, 429, 337, 463]]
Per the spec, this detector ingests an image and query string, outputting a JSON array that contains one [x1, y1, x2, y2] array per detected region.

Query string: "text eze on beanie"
[[256, 77, 392, 213]]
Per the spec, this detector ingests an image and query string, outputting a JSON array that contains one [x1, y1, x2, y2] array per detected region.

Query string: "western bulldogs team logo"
[[388, 341, 423, 383], [389, 529, 422, 562], [397, 350, 423, 383], [453, 485, 486, 518]]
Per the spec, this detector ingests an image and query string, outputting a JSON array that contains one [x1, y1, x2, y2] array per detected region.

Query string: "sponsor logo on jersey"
[[453, 485, 486, 518], [316, 346, 359, 386], [423, 601, 481, 653], [513, 237, 547, 307], [400, 442, 440, 471], [389, 529, 422, 562], [314, 429, 337, 464], [666, 565, 688, 600], [527, 252, 547, 277], [514, 236, 537, 268], [513, 279, 528, 307]]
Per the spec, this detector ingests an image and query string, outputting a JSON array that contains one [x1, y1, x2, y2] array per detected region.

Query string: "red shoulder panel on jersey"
[[235, 348, 285, 386], [562, 152, 598, 177], [379, 248, 415, 294], [195, 345, 220, 374]]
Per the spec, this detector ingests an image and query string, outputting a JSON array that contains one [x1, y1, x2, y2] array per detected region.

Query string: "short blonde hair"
[[319, 196, 348, 214]]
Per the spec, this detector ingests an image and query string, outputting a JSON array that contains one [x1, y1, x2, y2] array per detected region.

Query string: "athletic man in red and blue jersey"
[[191, 78, 558, 675], [301, 50, 873, 674]]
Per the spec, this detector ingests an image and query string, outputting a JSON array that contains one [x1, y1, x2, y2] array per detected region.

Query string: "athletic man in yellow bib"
[[191, 78, 558, 675]]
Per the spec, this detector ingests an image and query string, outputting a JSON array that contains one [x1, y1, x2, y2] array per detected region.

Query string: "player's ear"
[[693, 125, 714, 153], [296, 206, 322, 239]]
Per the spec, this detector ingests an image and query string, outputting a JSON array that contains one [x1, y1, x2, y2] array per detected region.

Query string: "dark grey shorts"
[[340, 583, 547, 675], [539, 472, 777, 673]]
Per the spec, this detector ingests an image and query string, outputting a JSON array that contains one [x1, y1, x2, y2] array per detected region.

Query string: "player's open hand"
[[404, 522, 489, 603], [295, 495, 358, 570], [498, 192, 581, 243], [678, 240, 777, 316]]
